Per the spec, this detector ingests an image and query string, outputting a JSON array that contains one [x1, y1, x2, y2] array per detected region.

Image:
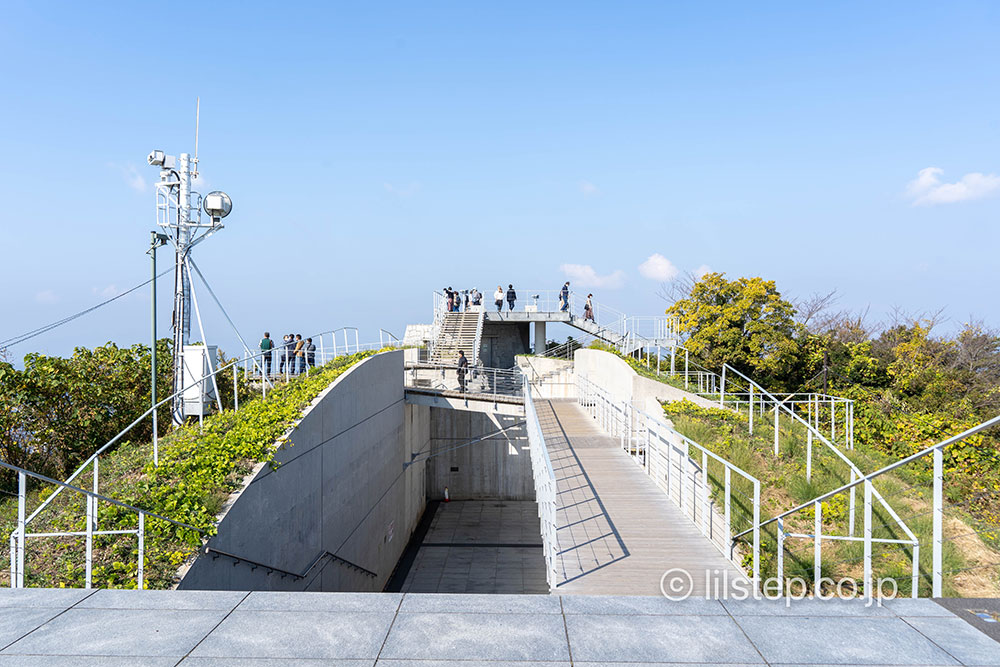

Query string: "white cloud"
[[693, 264, 712, 280], [579, 180, 599, 197], [638, 253, 679, 282], [35, 290, 57, 304], [906, 167, 1000, 205], [383, 182, 421, 197], [109, 163, 147, 193], [93, 284, 118, 298], [559, 263, 626, 289]]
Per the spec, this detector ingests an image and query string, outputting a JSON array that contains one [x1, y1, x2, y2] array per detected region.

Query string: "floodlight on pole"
[[148, 103, 233, 426]]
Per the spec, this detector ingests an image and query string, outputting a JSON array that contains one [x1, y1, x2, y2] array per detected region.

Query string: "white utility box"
[[182, 344, 219, 417]]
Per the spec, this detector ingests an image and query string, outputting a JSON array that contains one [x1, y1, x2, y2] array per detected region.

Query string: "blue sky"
[[1, 1, 998, 361]]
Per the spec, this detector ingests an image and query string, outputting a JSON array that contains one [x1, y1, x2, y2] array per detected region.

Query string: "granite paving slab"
[[190, 610, 395, 660], [380, 612, 570, 662], [735, 615, 961, 665], [565, 613, 764, 663], [903, 616, 1000, 666], [2, 609, 227, 657], [0, 608, 73, 650]]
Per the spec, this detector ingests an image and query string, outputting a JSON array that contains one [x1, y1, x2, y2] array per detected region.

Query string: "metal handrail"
[[523, 379, 559, 590], [2, 459, 205, 589], [575, 374, 761, 585], [404, 361, 524, 400], [205, 546, 377, 580], [731, 413, 1000, 598]]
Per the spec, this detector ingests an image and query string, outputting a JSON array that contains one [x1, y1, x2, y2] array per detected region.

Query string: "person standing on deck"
[[506, 284, 517, 311], [306, 337, 316, 368], [294, 334, 305, 374], [494, 285, 504, 312], [457, 349, 468, 392], [278, 334, 290, 374], [560, 282, 571, 312], [260, 332, 274, 376]]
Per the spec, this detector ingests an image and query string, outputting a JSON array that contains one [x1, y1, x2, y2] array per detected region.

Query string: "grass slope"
[[0, 350, 378, 589]]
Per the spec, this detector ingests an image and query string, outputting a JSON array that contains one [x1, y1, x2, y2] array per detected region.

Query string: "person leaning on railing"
[[306, 337, 316, 367]]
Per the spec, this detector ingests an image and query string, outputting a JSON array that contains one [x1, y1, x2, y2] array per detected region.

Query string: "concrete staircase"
[[430, 311, 483, 365]]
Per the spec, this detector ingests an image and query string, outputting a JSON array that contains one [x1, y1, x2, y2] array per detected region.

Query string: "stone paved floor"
[[398, 500, 549, 594], [0, 589, 998, 665]]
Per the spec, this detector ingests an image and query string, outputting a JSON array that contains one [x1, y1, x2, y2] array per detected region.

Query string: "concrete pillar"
[[533, 321, 546, 354]]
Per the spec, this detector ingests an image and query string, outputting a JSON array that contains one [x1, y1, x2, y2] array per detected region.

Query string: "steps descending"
[[429, 311, 483, 365]]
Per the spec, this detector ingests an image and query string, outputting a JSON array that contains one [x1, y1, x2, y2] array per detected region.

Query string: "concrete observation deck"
[[0, 588, 998, 665]]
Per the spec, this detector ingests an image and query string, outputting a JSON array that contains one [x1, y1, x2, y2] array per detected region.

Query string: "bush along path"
[[0, 350, 380, 589]]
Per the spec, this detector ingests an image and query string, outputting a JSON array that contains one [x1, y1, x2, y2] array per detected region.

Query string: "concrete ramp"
[[537, 399, 748, 596]]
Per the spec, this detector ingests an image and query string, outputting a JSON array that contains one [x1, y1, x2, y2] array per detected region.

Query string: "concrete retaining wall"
[[424, 409, 532, 501], [574, 349, 717, 414], [179, 350, 427, 593]]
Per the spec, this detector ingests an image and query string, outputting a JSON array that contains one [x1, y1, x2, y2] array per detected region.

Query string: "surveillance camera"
[[147, 150, 165, 166]]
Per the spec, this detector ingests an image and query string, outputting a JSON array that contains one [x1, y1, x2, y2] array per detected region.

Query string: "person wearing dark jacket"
[[560, 282, 570, 312], [506, 284, 517, 311], [306, 338, 316, 368], [457, 350, 469, 392]]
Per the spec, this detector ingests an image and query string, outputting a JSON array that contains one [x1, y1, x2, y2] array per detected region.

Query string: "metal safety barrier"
[[523, 380, 560, 590], [576, 374, 762, 585]]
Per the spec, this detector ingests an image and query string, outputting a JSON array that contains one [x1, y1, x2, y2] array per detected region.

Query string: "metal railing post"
[[748, 384, 754, 435], [814, 500, 822, 593], [85, 493, 94, 589], [701, 450, 710, 536], [752, 479, 760, 593], [16, 470, 26, 588], [864, 479, 873, 601], [137, 512, 145, 590], [848, 470, 856, 536], [773, 404, 779, 456], [776, 517, 785, 594], [719, 365, 725, 407], [806, 429, 813, 482], [724, 465, 731, 540], [932, 445, 943, 597], [911, 544, 920, 598], [685, 350, 689, 390], [233, 363, 239, 411]]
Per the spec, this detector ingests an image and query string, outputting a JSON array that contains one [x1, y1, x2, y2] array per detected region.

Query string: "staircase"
[[429, 311, 484, 365]]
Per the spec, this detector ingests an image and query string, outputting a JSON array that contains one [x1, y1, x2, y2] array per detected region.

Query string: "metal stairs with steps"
[[429, 310, 484, 365]]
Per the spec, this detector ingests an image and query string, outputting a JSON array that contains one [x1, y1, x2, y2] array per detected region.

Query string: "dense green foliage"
[[663, 272, 1000, 562], [0, 339, 250, 486], [0, 350, 376, 589], [667, 273, 801, 387]]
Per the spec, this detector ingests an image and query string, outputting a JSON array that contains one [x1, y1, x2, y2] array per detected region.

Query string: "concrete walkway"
[[0, 589, 997, 665], [396, 500, 548, 594], [537, 399, 748, 596]]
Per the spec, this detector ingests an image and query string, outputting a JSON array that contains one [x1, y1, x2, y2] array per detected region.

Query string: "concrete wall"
[[480, 322, 531, 369], [424, 408, 532, 501], [516, 356, 576, 399], [179, 350, 427, 593], [574, 349, 717, 414]]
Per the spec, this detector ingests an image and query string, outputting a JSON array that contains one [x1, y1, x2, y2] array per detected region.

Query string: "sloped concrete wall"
[[179, 350, 428, 592]]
